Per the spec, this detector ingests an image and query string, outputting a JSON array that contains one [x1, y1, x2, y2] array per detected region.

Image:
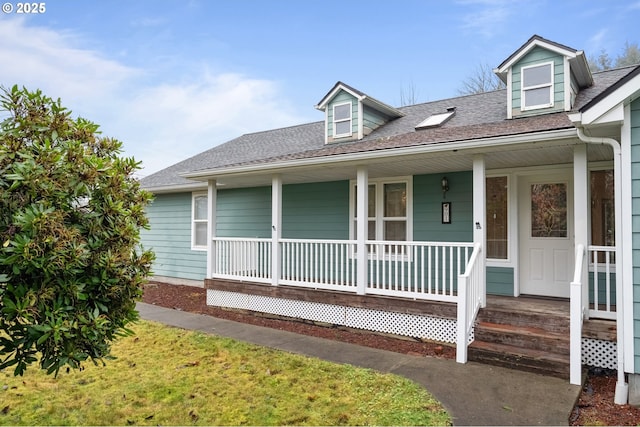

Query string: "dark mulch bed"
[[141, 281, 640, 426]]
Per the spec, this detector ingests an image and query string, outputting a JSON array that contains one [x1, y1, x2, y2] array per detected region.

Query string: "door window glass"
[[531, 183, 567, 238]]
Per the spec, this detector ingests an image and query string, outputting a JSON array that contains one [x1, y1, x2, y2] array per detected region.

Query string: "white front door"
[[518, 172, 574, 297]]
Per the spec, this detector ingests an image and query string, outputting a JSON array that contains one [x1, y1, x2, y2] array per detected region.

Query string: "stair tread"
[[470, 299, 572, 379], [475, 321, 569, 339], [469, 340, 569, 362], [477, 307, 570, 334]]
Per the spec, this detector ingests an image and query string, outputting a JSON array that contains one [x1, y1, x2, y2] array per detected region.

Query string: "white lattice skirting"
[[206, 289, 617, 369], [206, 289, 458, 343], [582, 338, 617, 370]]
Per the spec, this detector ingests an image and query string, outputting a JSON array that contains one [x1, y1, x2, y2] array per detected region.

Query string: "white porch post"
[[356, 166, 368, 295], [206, 179, 217, 279], [271, 174, 282, 286], [571, 143, 588, 385], [574, 144, 590, 312], [473, 155, 486, 307]]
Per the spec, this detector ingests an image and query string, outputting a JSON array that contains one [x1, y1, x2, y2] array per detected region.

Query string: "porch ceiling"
[[213, 138, 614, 189]]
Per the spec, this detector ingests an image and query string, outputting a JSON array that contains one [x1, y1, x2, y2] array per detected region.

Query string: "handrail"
[[569, 243, 585, 385], [456, 242, 483, 363], [461, 242, 482, 277], [570, 243, 585, 286]]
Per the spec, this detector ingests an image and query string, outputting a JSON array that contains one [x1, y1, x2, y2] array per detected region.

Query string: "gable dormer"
[[494, 35, 593, 119], [315, 82, 403, 144]]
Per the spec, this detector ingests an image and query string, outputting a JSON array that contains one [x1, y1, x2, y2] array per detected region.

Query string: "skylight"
[[415, 107, 456, 130]]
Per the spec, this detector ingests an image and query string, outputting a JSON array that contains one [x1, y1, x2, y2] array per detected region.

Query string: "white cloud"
[[0, 18, 137, 105], [119, 72, 307, 175], [587, 29, 609, 52], [0, 18, 307, 176], [456, 0, 520, 38]]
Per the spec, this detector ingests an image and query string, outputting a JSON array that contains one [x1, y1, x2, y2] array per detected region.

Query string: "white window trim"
[[349, 176, 413, 242], [191, 191, 208, 251], [521, 61, 554, 111], [333, 101, 352, 138]]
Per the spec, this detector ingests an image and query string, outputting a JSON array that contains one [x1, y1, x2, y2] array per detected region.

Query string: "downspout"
[[575, 126, 628, 405]]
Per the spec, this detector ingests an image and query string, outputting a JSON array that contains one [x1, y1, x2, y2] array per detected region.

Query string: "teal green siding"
[[511, 46, 565, 117], [363, 107, 388, 136], [283, 181, 350, 239], [413, 171, 473, 242], [632, 98, 640, 372], [487, 267, 514, 296], [141, 193, 206, 281], [217, 187, 271, 238], [589, 272, 617, 307]]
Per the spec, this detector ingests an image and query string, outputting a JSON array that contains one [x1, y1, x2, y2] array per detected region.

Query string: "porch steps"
[[468, 300, 570, 379]]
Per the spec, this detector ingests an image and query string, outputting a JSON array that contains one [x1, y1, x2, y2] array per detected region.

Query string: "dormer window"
[[521, 62, 554, 110], [333, 102, 352, 137], [316, 82, 404, 144]]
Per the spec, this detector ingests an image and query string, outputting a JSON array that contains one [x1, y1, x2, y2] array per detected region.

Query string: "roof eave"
[[315, 81, 365, 110], [181, 128, 578, 182], [496, 35, 580, 74], [361, 96, 404, 118], [569, 51, 594, 88], [141, 182, 207, 194]]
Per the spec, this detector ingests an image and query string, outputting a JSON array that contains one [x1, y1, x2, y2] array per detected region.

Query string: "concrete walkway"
[[137, 302, 581, 426]]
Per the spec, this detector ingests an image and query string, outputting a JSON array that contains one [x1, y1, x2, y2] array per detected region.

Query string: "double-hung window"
[[333, 102, 352, 137], [352, 178, 410, 242], [521, 62, 554, 110], [192, 193, 208, 250]]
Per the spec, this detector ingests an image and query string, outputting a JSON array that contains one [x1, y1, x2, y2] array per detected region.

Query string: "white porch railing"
[[456, 242, 483, 363], [212, 238, 475, 301], [588, 245, 616, 320], [280, 239, 357, 292], [213, 237, 272, 283], [211, 237, 483, 364], [366, 241, 475, 301], [569, 244, 617, 385]]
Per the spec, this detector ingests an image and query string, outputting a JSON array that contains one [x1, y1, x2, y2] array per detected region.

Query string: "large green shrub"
[[0, 86, 154, 375]]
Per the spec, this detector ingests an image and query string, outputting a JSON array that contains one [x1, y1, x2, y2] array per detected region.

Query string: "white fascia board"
[[568, 112, 582, 124], [357, 100, 364, 140], [564, 57, 571, 111], [506, 68, 513, 119], [315, 84, 365, 110], [361, 96, 404, 117], [497, 39, 577, 74], [581, 73, 640, 125], [142, 182, 207, 194], [181, 128, 578, 181], [593, 104, 625, 126], [569, 51, 593, 87]]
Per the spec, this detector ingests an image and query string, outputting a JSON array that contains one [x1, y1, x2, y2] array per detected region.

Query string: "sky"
[[0, 0, 639, 177]]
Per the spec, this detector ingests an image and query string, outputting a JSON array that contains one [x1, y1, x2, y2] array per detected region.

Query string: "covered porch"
[[186, 129, 619, 385]]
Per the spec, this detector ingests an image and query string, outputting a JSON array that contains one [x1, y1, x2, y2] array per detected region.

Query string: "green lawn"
[[0, 320, 451, 426]]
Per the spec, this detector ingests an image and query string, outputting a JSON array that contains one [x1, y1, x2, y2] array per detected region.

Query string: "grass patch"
[[0, 321, 451, 426]]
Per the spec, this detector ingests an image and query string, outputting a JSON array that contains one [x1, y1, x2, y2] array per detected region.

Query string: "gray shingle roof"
[[140, 65, 638, 190]]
